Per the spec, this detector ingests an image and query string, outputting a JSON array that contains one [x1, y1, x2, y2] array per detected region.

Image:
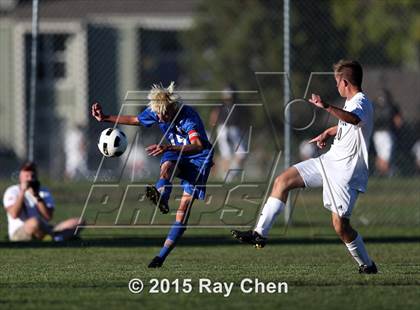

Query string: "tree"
[[331, 0, 420, 68], [182, 0, 283, 90], [181, 0, 346, 134]]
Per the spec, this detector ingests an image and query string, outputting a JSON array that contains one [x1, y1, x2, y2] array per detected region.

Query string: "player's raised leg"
[[146, 160, 177, 214], [148, 192, 194, 268], [232, 166, 305, 247], [332, 213, 377, 274]]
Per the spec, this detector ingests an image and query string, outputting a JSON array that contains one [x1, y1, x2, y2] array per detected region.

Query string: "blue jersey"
[[137, 105, 213, 166]]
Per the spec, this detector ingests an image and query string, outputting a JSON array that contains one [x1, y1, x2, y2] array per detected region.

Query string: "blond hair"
[[148, 81, 180, 114]]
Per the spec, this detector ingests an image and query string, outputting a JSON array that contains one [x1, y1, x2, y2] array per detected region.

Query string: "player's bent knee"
[[273, 174, 291, 194], [28, 217, 39, 225], [160, 161, 176, 179], [25, 217, 40, 232]]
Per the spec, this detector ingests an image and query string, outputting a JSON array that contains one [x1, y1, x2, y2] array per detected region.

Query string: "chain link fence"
[[0, 0, 419, 228]]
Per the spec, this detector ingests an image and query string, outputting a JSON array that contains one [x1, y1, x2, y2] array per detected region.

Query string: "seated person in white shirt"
[[3, 161, 83, 241]]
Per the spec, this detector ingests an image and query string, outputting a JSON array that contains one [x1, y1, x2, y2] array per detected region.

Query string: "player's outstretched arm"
[[309, 126, 338, 149], [146, 138, 204, 157], [91, 102, 140, 126], [309, 94, 361, 125]]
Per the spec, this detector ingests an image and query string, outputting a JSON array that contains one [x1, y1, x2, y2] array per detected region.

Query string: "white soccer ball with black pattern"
[[97, 128, 128, 157]]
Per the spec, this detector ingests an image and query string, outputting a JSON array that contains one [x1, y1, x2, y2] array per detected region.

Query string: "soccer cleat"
[[146, 185, 169, 214], [359, 261, 378, 274], [231, 230, 267, 248], [148, 256, 164, 268]]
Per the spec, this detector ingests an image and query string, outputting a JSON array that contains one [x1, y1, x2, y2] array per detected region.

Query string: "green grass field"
[[0, 179, 419, 309]]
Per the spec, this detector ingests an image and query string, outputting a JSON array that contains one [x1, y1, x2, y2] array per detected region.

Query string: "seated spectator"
[[3, 161, 83, 241]]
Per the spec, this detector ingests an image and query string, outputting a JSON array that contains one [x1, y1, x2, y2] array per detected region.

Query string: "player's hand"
[[28, 187, 38, 198], [21, 180, 31, 191], [92, 102, 105, 122], [146, 144, 169, 156], [308, 94, 329, 109], [309, 132, 328, 149]]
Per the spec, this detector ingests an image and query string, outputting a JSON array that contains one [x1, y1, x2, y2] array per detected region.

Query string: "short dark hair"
[[20, 161, 37, 173], [333, 60, 363, 89]]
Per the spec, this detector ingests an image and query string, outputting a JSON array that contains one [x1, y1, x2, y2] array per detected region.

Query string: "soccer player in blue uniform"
[[91, 82, 213, 268]]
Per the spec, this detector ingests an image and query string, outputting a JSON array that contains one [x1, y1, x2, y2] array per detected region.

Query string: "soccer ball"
[[97, 128, 128, 157]]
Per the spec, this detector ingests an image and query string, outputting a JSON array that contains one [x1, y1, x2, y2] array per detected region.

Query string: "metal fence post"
[[28, 0, 39, 161]]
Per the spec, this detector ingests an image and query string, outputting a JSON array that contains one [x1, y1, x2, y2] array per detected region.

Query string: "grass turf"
[[0, 230, 419, 310], [0, 179, 419, 309]]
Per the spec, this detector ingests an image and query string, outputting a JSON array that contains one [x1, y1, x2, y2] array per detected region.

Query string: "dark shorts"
[[160, 151, 213, 200]]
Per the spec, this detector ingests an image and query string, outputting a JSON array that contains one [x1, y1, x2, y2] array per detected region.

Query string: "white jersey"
[[3, 185, 55, 238], [321, 92, 373, 192]]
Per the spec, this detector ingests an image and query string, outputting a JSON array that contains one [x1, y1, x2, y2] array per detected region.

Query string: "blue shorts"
[[160, 151, 213, 200]]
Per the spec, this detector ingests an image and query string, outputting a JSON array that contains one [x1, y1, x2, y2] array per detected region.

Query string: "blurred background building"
[[0, 0, 419, 180], [0, 0, 194, 178]]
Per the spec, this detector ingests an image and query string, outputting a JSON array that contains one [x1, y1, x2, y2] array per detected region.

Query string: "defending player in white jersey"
[[232, 60, 377, 274]]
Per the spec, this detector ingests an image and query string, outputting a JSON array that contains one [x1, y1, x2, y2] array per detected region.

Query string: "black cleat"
[[231, 230, 267, 248], [359, 261, 378, 274], [146, 185, 169, 214], [148, 256, 164, 268]]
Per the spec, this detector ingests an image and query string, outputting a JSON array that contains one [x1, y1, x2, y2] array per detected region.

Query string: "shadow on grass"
[[0, 235, 419, 249]]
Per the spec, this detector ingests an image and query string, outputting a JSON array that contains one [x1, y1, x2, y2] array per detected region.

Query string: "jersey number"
[[169, 134, 187, 146]]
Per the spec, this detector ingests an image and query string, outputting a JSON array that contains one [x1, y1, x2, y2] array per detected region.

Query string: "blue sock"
[[155, 178, 172, 203], [158, 221, 187, 259]]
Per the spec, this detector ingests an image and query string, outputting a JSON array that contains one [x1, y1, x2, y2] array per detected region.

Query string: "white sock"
[[345, 234, 372, 266], [254, 197, 285, 238]]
